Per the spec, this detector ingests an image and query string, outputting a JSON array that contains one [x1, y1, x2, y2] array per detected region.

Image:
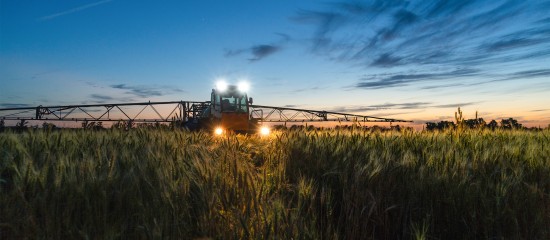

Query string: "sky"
[[1, 0, 550, 128]]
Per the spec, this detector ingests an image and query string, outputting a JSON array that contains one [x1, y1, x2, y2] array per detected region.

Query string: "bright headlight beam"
[[260, 126, 270, 136], [215, 127, 224, 135], [216, 81, 228, 92], [238, 82, 249, 92]]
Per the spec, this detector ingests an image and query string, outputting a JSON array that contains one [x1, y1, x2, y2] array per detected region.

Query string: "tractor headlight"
[[216, 81, 228, 92], [260, 126, 270, 136], [238, 82, 249, 92], [214, 127, 224, 135]]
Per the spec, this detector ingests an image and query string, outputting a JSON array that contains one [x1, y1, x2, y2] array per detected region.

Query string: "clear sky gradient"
[[1, 0, 549, 127]]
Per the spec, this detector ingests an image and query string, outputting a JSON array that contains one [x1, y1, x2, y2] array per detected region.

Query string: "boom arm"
[[0, 101, 209, 123], [249, 105, 412, 123], [0, 101, 411, 124]]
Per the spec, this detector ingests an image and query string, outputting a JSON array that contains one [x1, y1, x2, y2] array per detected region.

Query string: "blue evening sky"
[[1, 0, 549, 127]]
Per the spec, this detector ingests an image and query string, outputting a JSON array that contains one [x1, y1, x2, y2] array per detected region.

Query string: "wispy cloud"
[[90, 94, 113, 101], [88, 94, 114, 103], [420, 83, 465, 90], [226, 44, 282, 61], [329, 106, 388, 113], [432, 102, 478, 108], [225, 34, 289, 62], [250, 45, 280, 61], [110, 84, 183, 98], [505, 69, 550, 80], [293, 0, 550, 85], [368, 102, 432, 110], [291, 86, 323, 93], [0, 103, 32, 108], [356, 68, 479, 89], [368, 110, 426, 118], [39, 0, 113, 21], [345, 101, 481, 111]]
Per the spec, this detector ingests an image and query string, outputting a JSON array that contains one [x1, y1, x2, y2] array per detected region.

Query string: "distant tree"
[[464, 118, 486, 129], [425, 122, 437, 131], [82, 121, 104, 130], [272, 125, 287, 130], [527, 126, 543, 131], [461, 111, 486, 129], [290, 125, 307, 131], [42, 122, 57, 130], [425, 121, 456, 131], [390, 124, 401, 131], [15, 119, 28, 130], [487, 120, 498, 130], [500, 118, 523, 130], [112, 120, 126, 130], [437, 121, 456, 130]]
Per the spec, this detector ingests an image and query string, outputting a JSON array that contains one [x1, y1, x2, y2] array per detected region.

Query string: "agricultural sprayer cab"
[[0, 83, 412, 134], [186, 84, 257, 134]]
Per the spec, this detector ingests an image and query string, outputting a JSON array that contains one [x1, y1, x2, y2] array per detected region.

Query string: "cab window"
[[221, 96, 248, 112]]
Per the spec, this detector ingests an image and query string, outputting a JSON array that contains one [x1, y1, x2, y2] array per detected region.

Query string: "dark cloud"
[[89, 94, 115, 104], [291, 86, 322, 93], [110, 84, 163, 98], [370, 53, 403, 67], [484, 38, 545, 52], [361, 101, 480, 110], [420, 83, 464, 90], [432, 102, 478, 108], [293, 1, 550, 71], [368, 102, 432, 109], [90, 94, 113, 101], [225, 44, 281, 62], [394, 10, 418, 25], [507, 69, 550, 79], [0, 103, 32, 108], [250, 45, 280, 61], [225, 34, 289, 61], [472, 68, 550, 86], [368, 110, 425, 118], [356, 68, 479, 89], [330, 106, 388, 113]]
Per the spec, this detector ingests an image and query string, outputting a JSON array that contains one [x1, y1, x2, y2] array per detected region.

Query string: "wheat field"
[[1, 128, 549, 239]]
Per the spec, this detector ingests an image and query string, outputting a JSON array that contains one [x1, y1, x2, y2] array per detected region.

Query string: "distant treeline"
[[424, 118, 535, 131], [424, 108, 546, 131]]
